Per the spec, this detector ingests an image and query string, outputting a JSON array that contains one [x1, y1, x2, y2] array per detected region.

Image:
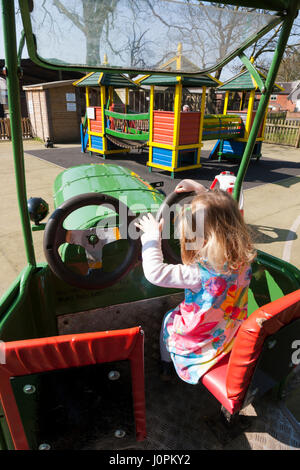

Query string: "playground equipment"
[[73, 72, 148, 157], [138, 73, 224, 176], [1, 0, 300, 450], [75, 69, 275, 176], [209, 67, 285, 161], [76, 70, 257, 177]]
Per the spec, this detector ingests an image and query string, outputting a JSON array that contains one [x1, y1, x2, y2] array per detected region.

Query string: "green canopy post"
[[234, 6, 298, 202], [1, 0, 36, 267]]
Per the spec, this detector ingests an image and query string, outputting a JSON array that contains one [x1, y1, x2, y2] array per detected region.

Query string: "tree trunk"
[[85, 29, 102, 66]]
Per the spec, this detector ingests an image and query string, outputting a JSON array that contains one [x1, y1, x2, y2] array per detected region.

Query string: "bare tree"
[[51, 0, 119, 65], [277, 47, 300, 81], [35, 1, 300, 95]]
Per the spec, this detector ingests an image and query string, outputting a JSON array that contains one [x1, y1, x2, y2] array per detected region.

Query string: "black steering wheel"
[[155, 190, 196, 265], [43, 193, 139, 290]]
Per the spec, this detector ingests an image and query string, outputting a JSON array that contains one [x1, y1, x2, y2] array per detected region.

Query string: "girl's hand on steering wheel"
[[175, 179, 206, 194], [135, 213, 164, 238]]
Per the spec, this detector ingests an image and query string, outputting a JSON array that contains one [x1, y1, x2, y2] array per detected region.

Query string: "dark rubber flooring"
[[26, 145, 300, 194]]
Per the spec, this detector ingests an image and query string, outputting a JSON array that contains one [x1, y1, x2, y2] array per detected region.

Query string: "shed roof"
[[275, 81, 300, 95], [73, 72, 140, 88], [218, 70, 284, 92], [138, 74, 221, 88], [23, 79, 78, 91]]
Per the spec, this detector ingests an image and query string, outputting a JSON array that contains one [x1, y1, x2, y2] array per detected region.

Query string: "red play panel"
[[0, 326, 146, 450]]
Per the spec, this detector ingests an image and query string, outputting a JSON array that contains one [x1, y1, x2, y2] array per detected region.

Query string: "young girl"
[[135, 179, 256, 384]]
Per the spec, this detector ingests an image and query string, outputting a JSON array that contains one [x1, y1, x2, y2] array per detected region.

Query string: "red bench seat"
[[201, 289, 300, 414]]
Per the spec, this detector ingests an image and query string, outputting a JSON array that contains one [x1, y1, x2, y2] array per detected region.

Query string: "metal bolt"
[[108, 370, 120, 381], [267, 339, 277, 349], [23, 384, 36, 394], [87, 234, 99, 246], [38, 443, 51, 450], [114, 429, 126, 439]]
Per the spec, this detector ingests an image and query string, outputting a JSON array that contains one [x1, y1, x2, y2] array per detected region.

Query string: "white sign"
[[67, 102, 76, 112], [27, 100, 33, 115], [66, 92, 76, 102], [87, 107, 95, 119]]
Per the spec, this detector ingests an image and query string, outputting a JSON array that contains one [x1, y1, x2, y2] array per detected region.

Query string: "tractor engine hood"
[[53, 163, 165, 230]]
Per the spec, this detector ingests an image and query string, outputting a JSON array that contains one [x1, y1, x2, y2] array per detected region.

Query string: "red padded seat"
[[201, 354, 242, 414], [0, 326, 146, 449], [201, 289, 300, 414]]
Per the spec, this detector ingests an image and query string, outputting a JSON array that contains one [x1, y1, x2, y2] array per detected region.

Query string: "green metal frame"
[[1, 0, 36, 269], [216, 0, 300, 10]]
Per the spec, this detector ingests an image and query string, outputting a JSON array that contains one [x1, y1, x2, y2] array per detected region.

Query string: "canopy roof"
[[73, 72, 140, 89], [20, 0, 286, 75], [218, 70, 284, 92], [138, 74, 221, 88]]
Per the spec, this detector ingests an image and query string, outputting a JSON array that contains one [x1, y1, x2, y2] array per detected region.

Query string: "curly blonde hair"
[[179, 190, 256, 272]]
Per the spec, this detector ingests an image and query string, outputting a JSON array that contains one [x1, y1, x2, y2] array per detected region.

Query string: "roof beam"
[[238, 52, 266, 93]]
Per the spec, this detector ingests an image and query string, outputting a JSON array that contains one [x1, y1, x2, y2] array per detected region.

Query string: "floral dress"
[[162, 262, 252, 384], [140, 229, 252, 385]]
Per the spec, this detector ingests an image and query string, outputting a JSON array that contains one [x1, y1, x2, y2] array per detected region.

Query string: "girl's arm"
[[135, 214, 202, 291]]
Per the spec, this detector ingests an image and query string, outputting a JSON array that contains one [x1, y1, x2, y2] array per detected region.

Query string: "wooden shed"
[[23, 80, 82, 144]]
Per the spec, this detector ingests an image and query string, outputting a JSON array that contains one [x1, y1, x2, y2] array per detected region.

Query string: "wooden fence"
[[1, 111, 299, 148], [264, 117, 300, 148], [0, 118, 33, 140]]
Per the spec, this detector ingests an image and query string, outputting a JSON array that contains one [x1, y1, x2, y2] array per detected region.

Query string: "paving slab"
[[0, 139, 299, 297], [0, 140, 62, 297]]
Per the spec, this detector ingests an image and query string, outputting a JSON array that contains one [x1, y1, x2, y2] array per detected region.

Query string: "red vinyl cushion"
[[0, 327, 146, 449], [201, 354, 242, 414], [226, 289, 300, 403]]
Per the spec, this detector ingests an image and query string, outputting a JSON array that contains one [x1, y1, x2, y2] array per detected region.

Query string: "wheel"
[[43, 193, 139, 290], [155, 190, 196, 264]]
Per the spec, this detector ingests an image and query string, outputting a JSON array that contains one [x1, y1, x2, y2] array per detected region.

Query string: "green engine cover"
[[53, 163, 164, 228]]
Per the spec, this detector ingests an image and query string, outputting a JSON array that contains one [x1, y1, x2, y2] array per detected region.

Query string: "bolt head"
[[267, 339, 277, 349], [108, 370, 120, 381], [114, 429, 126, 438], [23, 384, 36, 394], [87, 234, 99, 246], [38, 443, 51, 450]]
